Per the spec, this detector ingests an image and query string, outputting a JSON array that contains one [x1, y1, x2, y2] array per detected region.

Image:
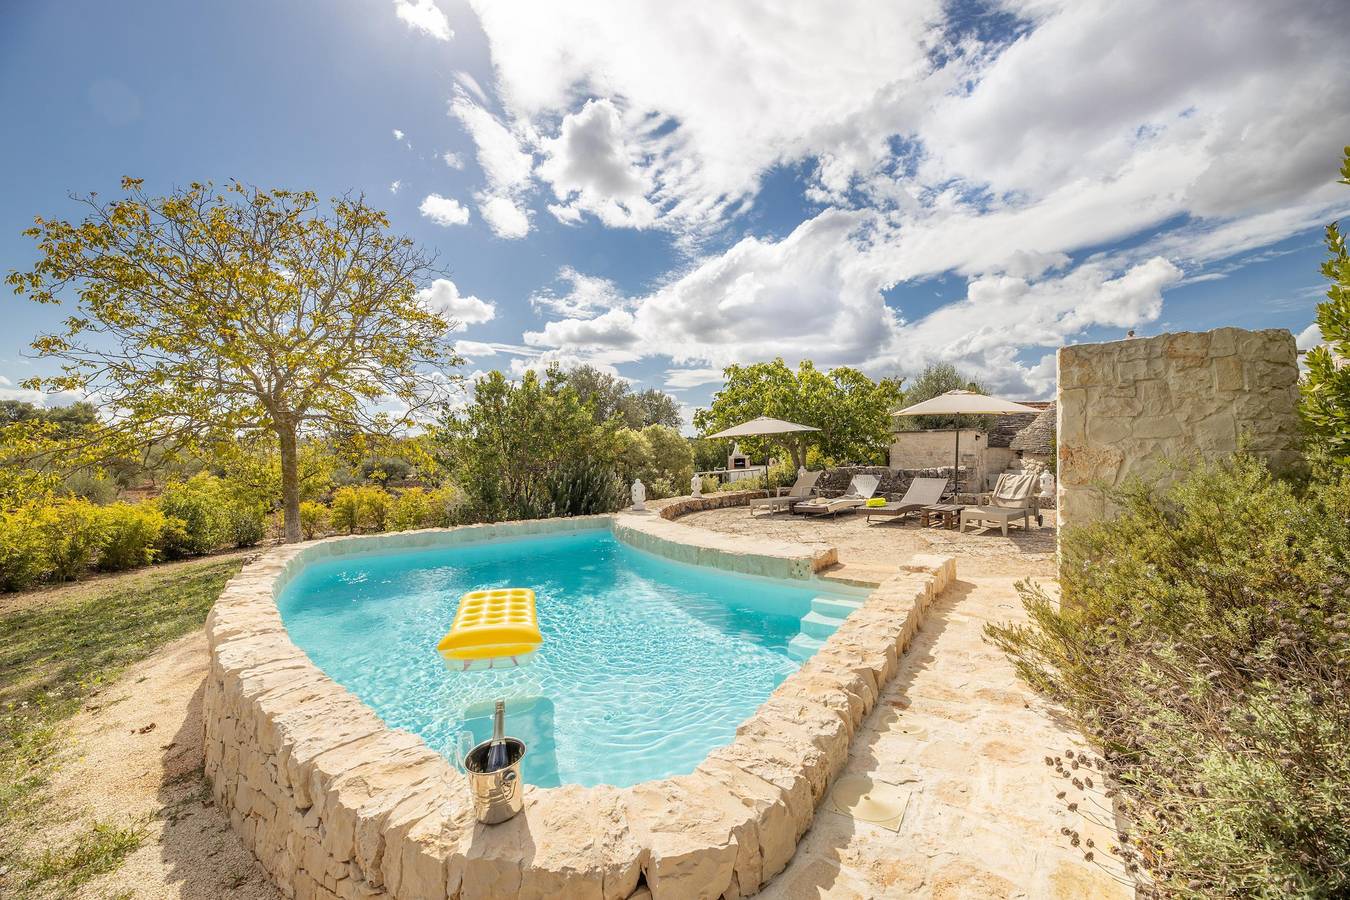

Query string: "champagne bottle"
[[485, 700, 509, 771]]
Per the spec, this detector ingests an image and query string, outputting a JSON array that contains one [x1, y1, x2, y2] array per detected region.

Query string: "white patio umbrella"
[[890, 390, 1041, 491], [705, 416, 819, 490]]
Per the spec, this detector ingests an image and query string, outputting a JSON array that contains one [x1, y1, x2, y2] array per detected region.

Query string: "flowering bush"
[[330, 485, 389, 534], [97, 502, 167, 571]]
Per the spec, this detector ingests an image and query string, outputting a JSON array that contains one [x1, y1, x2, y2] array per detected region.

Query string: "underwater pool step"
[[787, 633, 825, 661], [810, 596, 863, 619], [799, 610, 848, 640]]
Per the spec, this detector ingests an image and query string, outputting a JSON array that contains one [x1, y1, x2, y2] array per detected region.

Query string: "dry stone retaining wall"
[[1057, 327, 1301, 528], [204, 514, 955, 899]]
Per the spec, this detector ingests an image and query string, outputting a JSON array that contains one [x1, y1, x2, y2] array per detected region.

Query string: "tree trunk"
[[277, 419, 302, 544], [787, 437, 805, 471]]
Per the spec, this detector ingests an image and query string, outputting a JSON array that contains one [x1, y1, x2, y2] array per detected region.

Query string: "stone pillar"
[[1056, 327, 1301, 530]]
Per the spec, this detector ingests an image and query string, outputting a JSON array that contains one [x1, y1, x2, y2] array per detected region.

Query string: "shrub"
[[717, 475, 763, 493], [358, 454, 414, 486], [425, 483, 466, 527], [0, 505, 51, 590], [389, 487, 441, 531], [97, 502, 167, 571], [155, 474, 231, 558], [34, 499, 108, 581], [330, 485, 390, 534], [298, 501, 330, 540], [986, 454, 1350, 896], [63, 470, 119, 504], [224, 503, 265, 548], [543, 459, 627, 517]]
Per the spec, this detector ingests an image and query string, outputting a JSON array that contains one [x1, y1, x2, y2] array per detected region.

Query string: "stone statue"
[[1038, 470, 1055, 499], [690, 473, 702, 498], [631, 478, 647, 511]]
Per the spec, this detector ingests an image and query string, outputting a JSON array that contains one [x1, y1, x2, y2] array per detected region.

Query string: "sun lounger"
[[793, 474, 881, 517], [748, 470, 822, 516], [959, 472, 1038, 536], [862, 477, 948, 524]]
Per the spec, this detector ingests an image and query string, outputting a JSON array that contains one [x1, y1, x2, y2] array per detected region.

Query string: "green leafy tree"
[[436, 368, 624, 520], [564, 364, 682, 429], [565, 365, 630, 424], [1301, 147, 1350, 465], [894, 363, 988, 431], [693, 359, 903, 468], [619, 389, 682, 430], [612, 425, 694, 498], [8, 179, 460, 542]]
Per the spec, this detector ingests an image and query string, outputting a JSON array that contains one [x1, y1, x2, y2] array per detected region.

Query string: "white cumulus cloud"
[[418, 278, 496, 328], [477, 194, 531, 239], [419, 193, 470, 226], [394, 0, 452, 41]]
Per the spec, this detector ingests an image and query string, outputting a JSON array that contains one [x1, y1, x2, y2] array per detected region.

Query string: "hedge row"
[[0, 474, 265, 592]]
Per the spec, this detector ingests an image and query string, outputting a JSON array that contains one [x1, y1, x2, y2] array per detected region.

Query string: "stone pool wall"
[[203, 514, 955, 899], [621, 503, 837, 578], [1056, 327, 1302, 528]]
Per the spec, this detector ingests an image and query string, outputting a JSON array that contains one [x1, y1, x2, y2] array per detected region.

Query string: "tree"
[[894, 363, 988, 431], [564, 364, 682, 429], [619, 389, 682, 430], [613, 424, 694, 498], [692, 359, 903, 468], [565, 365, 630, 424], [1301, 147, 1350, 466], [8, 179, 459, 541], [435, 368, 623, 520]]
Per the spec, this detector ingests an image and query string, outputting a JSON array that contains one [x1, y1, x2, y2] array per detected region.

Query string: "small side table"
[[920, 503, 964, 529]]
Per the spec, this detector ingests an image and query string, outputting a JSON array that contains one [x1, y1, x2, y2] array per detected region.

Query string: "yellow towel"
[[864, 497, 887, 508]]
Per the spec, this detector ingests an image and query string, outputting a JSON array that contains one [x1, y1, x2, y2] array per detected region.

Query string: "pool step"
[[810, 596, 863, 619], [799, 610, 848, 640], [787, 633, 825, 661]]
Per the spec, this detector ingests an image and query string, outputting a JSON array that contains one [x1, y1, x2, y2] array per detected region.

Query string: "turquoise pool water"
[[276, 529, 864, 787]]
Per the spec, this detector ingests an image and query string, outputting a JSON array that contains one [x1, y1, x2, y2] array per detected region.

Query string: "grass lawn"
[[0, 556, 244, 897]]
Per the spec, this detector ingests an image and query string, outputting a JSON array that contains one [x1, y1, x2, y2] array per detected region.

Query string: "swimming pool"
[[276, 529, 867, 787]]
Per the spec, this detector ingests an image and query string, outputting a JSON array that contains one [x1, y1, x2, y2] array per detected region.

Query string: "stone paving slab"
[[759, 576, 1133, 900]]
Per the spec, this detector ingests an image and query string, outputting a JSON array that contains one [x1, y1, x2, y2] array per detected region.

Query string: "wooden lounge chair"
[[862, 476, 949, 524], [794, 474, 881, 517], [959, 473, 1038, 536], [748, 470, 822, 516]]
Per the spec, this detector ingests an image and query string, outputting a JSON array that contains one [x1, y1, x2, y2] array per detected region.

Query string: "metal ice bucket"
[[462, 737, 526, 824]]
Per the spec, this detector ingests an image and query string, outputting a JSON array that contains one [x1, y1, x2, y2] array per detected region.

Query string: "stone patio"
[[679, 505, 1057, 581], [673, 506, 1129, 898]]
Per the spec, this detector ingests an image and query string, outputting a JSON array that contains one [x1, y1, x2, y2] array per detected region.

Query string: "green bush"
[[543, 459, 627, 517], [987, 454, 1350, 897], [425, 483, 466, 527], [330, 485, 390, 534], [224, 504, 265, 548], [387, 487, 430, 531], [97, 502, 167, 571], [155, 474, 230, 558], [0, 506, 51, 590], [34, 499, 108, 581], [717, 475, 764, 493], [298, 501, 330, 540]]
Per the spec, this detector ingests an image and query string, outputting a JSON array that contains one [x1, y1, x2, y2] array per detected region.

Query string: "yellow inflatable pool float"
[[437, 588, 542, 671]]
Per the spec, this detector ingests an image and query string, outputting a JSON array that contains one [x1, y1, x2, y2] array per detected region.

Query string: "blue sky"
[[2, 0, 1347, 423]]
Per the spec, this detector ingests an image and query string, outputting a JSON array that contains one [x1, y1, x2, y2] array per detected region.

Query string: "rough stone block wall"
[[816, 466, 964, 499], [1057, 327, 1300, 528]]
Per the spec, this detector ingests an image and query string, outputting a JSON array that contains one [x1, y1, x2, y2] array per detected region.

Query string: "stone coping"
[[203, 514, 955, 899], [616, 505, 837, 581]]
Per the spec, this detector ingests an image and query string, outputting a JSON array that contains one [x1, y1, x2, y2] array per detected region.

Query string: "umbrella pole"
[[953, 427, 960, 497]]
